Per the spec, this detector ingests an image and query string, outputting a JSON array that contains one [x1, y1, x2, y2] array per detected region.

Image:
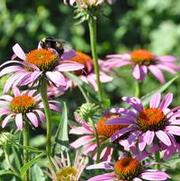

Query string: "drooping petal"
[[26, 112, 39, 128], [46, 71, 67, 87], [86, 162, 113, 170], [145, 130, 155, 145], [34, 110, 45, 122], [2, 114, 14, 128], [166, 125, 180, 136], [148, 65, 165, 83], [55, 61, 84, 72], [111, 126, 134, 142], [132, 64, 141, 80], [15, 113, 23, 130], [87, 173, 116, 181], [140, 170, 170, 180], [106, 117, 133, 125], [156, 130, 171, 146], [70, 135, 94, 149]]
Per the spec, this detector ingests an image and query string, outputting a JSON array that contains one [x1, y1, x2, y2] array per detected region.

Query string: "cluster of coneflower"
[[0, 0, 180, 181]]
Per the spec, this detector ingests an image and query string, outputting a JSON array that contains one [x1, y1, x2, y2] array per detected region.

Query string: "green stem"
[[89, 118, 100, 163], [135, 81, 142, 98], [23, 122, 30, 181], [155, 151, 161, 170], [40, 79, 53, 164], [88, 17, 104, 104]]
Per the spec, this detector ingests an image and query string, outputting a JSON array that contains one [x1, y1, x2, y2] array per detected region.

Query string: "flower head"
[[70, 112, 127, 161], [0, 87, 60, 130], [87, 156, 169, 181], [107, 92, 180, 152], [64, 0, 112, 8], [0, 44, 84, 93], [46, 150, 88, 181], [67, 51, 113, 91], [105, 49, 179, 83]]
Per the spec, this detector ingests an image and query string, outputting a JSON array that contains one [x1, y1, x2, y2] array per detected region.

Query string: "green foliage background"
[[0, 0, 180, 180]]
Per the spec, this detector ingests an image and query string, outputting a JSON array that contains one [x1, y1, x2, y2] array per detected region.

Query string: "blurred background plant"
[[0, 0, 180, 180]]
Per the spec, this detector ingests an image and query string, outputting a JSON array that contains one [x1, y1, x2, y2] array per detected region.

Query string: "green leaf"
[[20, 152, 45, 178], [141, 75, 179, 106], [30, 164, 45, 181], [53, 102, 69, 154]]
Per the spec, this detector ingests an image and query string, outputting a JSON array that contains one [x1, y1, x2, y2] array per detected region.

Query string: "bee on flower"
[[0, 43, 84, 93], [105, 49, 180, 83], [0, 87, 59, 130], [46, 150, 88, 181]]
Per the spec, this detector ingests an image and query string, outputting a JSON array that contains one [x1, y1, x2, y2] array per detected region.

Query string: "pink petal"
[[132, 64, 141, 80], [0, 95, 13, 101], [15, 113, 23, 130], [46, 71, 67, 87], [166, 125, 180, 136], [70, 135, 94, 149], [87, 173, 115, 181], [145, 130, 155, 145], [141, 170, 170, 180], [56, 61, 84, 72], [159, 93, 173, 110], [156, 130, 171, 146], [106, 117, 133, 125], [0, 66, 23, 77], [2, 114, 14, 128], [12, 43, 26, 60], [69, 127, 92, 135], [26, 112, 39, 127], [148, 65, 165, 83], [34, 110, 45, 122], [12, 87, 20, 96], [150, 93, 161, 108], [111, 127, 134, 142], [86, 162, 113, 170]]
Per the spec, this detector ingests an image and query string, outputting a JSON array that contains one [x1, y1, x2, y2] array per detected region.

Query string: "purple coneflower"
[[105, 49, 179, 83], [107, 92, 180, 152], [46, 150, 88, 181], [87, 156, 169, 181], [0, 44, 84, 93], [70, 112, 126, 161], [0, 87, 59, 130], [67, 51, 112, 91]]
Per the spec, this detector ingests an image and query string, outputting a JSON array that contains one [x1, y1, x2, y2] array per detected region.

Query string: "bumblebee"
[[39, 37, 70, 56]]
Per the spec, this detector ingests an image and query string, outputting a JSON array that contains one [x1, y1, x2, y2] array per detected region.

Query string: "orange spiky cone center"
[[26, 49, 58, 71], [96, 114, 125, 139], [137, 108, 166, 132], [70, 51, 93, 75], [131, 49, 155, 65], [114, 157, 141, 180], [10, 94, 36, 113]]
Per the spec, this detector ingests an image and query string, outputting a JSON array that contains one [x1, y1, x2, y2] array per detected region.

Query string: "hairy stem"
[[40, 78, 53, 165], [88, 17, 104, 105], [23, 122, 30, 181]]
